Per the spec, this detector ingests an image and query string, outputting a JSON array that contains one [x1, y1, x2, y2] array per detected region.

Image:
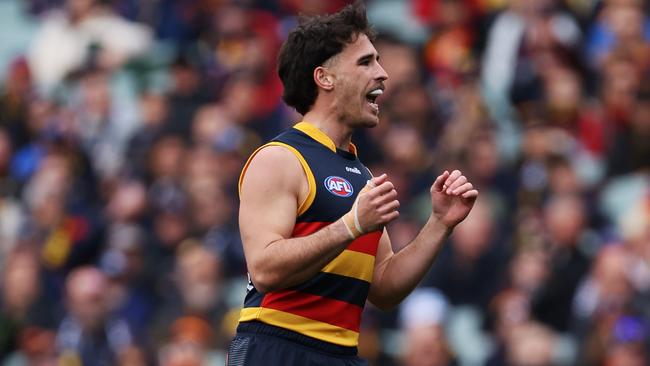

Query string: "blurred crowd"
[[0, 0, 648, 365]]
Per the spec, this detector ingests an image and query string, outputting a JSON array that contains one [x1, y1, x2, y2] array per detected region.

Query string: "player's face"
[[330, 34, 388, 128]]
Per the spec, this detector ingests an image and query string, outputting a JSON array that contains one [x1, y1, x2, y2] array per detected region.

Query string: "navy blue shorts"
[[227, 321, 368, 366]]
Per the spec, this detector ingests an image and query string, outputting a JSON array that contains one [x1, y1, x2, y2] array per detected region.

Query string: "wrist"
[[427, 215, 454, 236], [342, 210, 363, 239]]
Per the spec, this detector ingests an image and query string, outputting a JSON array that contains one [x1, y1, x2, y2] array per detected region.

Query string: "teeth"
[[368, 89, 383, 97]]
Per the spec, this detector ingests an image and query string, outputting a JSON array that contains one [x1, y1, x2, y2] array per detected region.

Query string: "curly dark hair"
[[277, 1, 376, 115]]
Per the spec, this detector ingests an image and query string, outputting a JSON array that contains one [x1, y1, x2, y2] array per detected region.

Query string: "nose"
[[376, 62, 388, 82]]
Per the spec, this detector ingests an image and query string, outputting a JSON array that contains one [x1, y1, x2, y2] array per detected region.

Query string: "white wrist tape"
[[342, 180, 376, 240], [342, 218, 356, 239]]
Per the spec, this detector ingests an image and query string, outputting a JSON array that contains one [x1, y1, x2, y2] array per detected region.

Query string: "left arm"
[[368, 170, 478, 310]]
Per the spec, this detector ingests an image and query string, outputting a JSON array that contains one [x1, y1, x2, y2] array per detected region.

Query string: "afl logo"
[[324, 176, 353, 197]]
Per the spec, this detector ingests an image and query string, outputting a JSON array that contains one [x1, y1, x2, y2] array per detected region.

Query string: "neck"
[[302, 108, 354, 151]]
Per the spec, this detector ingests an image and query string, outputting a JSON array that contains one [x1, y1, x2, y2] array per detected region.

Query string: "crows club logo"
[[324, 176, 353, 197]]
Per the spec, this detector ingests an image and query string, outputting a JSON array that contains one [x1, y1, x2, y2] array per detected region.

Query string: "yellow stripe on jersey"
[[238, 142, 316, 216], [321, 249, 375, 283], [294, 122, 358, 157], [239, 307, 359, 346]]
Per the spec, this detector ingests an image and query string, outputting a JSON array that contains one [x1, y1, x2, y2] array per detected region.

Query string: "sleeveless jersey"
[[237, 122, 382, 347]]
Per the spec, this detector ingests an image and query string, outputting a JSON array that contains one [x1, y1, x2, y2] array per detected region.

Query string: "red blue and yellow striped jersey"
[[237, 122, 381, 347]]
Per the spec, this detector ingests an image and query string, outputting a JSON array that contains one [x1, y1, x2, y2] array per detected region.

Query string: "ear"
[[314, 66, 334, 91]]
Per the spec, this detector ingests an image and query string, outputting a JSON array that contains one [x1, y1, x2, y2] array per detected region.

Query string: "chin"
[[359, 110, 381, 126], [342, 108, 380, 128], [364, 118, 379, 128], [351, 118, 378, 129], [364, 114, 380, 127]]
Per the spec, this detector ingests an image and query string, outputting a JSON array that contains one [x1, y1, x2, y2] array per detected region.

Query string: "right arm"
[[239, 146, 397, 293]]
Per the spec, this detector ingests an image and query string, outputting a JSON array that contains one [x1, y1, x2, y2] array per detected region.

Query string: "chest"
[[300, 148, 370, 221]]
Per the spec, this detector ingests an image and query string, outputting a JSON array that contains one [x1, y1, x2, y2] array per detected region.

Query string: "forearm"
[[247, 219, 352, 292], [371, 217, 452, 309]]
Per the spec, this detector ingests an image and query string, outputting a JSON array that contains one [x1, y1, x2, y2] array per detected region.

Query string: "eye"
[[358, 56, 373, 66]]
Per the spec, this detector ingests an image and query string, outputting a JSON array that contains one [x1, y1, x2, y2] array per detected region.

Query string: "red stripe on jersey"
[[292, 222, 381, 256], [262, 290, 362, 332], [292, 221, 330, 237], [347, 231, 382, 256]]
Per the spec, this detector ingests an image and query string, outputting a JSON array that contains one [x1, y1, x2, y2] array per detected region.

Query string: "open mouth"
[[365, 88, 383, 112]]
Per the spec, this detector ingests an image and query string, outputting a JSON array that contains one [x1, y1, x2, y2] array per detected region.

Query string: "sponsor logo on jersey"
[[346, 166, 361, 174], [324, 176, 354, 197]]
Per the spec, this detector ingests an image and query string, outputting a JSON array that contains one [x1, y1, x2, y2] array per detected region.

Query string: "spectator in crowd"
[[531, 194, 592, 332], [105, 179, 148, 225], [606, 90, 650, 176], [0, 248, 52, 357], [502, 321, 557, 366], [68, 66, 140, 180], [0, 128, 24, 262], [158, 316, 225, 366], [56, 266, 134, 366], [398, 288, 457, 366], [485, 288, 533, 366], [125, 92, 170, 179], [585, 0, 650, 70], [573, 245, 637, 365], [400, 325, 456, 366], [150, 243, 228, 351], [0, 58, 32, 149], [2, 326, 58, 366], [27, 0, 152, 90], [423, 198, 507, 309], [100, 223, 156, 341], [602, 316, 649, 366]]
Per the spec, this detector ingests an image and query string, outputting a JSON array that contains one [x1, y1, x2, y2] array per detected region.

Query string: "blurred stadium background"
[[0, 0, 649, 365]]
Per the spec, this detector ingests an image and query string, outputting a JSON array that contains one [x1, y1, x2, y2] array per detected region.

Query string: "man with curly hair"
[[229, 2, 478, 364]]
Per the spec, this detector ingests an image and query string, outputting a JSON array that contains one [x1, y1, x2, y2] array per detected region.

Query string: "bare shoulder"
[[240, 144, 307, 204], [248, 145, 302, 170], [239, 144, 308, 240]]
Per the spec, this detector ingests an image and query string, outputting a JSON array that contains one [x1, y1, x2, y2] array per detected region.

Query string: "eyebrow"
[[357, 53, 379, 64]]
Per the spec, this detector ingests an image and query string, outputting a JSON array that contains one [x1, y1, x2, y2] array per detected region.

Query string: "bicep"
[[239, 146, 307, 263]]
